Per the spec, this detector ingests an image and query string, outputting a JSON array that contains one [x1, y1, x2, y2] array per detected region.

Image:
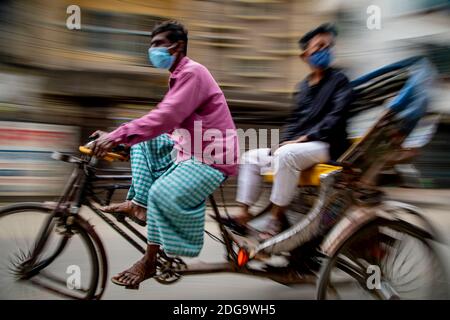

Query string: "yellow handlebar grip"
[[79, 146, 93, 155], [79, 146, 127, 162]]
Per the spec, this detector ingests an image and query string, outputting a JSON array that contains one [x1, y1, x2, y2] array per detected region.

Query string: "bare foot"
[[235, 205, 252, 224], [101, 201, 147, 225], [101, 200, 133, 213]]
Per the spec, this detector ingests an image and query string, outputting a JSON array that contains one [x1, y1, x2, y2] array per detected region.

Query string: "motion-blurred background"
[[0, 0, 449, 200]]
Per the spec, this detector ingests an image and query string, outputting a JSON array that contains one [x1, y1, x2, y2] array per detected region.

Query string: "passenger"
[[231, 23, 353, 238]]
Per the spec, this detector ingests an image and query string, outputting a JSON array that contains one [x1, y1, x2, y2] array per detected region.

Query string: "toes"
[[118, 274, 128, 282], [114, 271, 126, 279], [116, 273, 129, 284], [129, 275, 139, 285], [112, 273, 122, 281], [112, 271, 146, 287], [114, 272, 130, 284], [120, 275, 129, 284], [122, 274, 133, 284], [126, 274, 137, 285]]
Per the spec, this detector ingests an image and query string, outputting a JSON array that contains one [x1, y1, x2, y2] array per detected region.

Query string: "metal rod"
[[177, 262, 234, 275], [88, 203, 146, 254], [93, 175, 132, 181], [176, 261, 317, 285], [120, 219, 147, 243], [208, 195, 237, 261]]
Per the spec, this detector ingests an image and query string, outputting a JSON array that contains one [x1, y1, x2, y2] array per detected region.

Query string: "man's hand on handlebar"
[[88, 130, 118, 158]]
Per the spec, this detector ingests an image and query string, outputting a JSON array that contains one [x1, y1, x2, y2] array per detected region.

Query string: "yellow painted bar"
[[262, 163, 342, 186]]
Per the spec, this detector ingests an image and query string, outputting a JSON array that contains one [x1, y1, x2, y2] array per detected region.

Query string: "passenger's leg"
[[235, 148, 272, 223], [262, 141, 330, 236]]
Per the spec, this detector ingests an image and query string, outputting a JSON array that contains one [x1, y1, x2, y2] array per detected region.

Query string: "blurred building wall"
[[0, 0, 449, 197], [0, 0, 336, 128]]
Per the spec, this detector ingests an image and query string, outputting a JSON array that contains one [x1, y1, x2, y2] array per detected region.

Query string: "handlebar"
[[83, 132, 130, 162]]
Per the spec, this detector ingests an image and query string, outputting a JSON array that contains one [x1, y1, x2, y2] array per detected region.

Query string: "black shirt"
[[281, 68, 353, 160]]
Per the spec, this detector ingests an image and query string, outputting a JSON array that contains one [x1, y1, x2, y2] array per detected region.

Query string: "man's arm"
[[305, 76, 353, 142], [107, 72, 202, 146]]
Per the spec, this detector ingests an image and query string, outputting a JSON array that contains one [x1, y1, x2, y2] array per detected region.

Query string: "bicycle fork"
[[20, 165, 86, 278]]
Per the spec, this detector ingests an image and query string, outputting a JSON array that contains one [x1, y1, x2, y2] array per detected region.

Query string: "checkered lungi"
[[126, 134, 225, 257]]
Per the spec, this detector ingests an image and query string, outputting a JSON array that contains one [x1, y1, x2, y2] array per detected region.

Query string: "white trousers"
[[236, 142, 330, 207]]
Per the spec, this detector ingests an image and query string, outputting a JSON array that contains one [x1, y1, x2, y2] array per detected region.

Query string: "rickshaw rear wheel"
[[317, 219, 448, 300]]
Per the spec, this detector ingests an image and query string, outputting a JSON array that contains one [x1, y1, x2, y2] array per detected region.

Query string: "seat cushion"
[[262, 163, 342, 186]]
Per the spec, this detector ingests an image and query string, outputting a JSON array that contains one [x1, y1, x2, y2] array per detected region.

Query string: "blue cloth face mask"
[[148, 47, 175, 69], [308, 48, 333, 69]]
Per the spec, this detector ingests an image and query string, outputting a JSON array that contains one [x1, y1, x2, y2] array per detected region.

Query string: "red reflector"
[[237, 248, 249, 267]]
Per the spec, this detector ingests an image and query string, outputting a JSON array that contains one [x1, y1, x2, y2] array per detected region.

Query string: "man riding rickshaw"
[[88, 20, 354, 289]]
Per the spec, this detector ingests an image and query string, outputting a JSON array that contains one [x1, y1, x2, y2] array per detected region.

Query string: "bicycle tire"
[[0, 202, 108, 300], [317, 218, 448, 300]]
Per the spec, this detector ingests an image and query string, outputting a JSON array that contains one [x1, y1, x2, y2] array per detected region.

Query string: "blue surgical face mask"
[[148, 46, 175, 69], [308, 48, 333, 69]]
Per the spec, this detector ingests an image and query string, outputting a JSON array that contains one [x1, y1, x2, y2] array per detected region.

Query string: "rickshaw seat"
[[262, 163, 343, 186], [261, 137, 361, 186]]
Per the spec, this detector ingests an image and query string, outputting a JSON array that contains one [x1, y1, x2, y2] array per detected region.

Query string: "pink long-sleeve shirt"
[[107, 56, 239, 177]]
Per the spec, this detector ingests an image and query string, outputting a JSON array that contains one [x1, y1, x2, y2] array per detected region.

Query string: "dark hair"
[[298, 23, 337, 50], [151, 20, 188, 54]]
